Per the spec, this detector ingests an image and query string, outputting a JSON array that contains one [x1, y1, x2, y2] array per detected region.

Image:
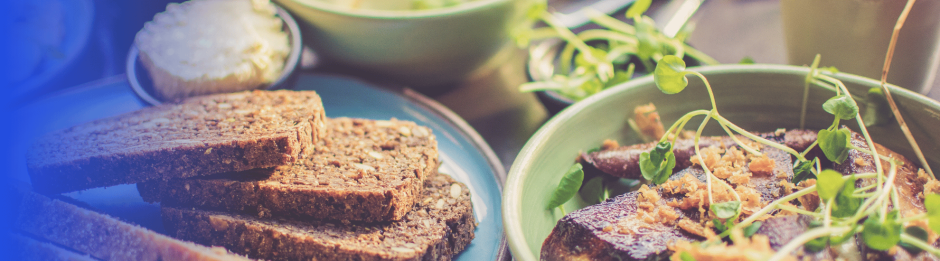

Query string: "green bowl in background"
[[502, 64, 940, 260], [275, 0, 533, 89]]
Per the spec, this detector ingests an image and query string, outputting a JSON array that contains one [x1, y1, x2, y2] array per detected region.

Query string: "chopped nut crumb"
[[634, 103, 665, 139], [748, 155, 776, 175], [601, 139, 619, 150], [677, 219, 708, 238]]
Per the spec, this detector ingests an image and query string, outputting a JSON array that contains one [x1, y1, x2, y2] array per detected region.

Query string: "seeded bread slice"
[[12, 187, 252, 261], [138, 117, 438, 222], [12, 233, 96, 261], [161, 172, 475, 261], [27, 90, 326, 194]]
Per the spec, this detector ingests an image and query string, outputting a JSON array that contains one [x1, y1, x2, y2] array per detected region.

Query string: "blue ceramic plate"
[[9, 74, 507, 260]]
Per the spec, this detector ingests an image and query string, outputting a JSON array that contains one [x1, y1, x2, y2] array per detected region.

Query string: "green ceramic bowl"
[[275, 0, 533, 89], [503, 64, 940, 260]]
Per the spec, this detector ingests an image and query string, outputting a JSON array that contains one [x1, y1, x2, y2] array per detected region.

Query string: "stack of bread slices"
[[15, 90, 476, 260]]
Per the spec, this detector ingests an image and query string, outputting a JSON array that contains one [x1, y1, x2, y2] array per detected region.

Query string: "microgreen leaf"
[[580, 78, 604, 96], [863, 87, 894, 127], [579, 176, 607, 204], [816, 169, 846, 201], [831, 174, 860, 218], [711, 201, 741, 219], [804, 221, 828, 252], [744, 221, 763, 237], [925, 194, 940, 233], [822, 95, 858, 120], [828, 223, 857, 245], [525, 1, 547, 20], [574, 47, 608, 68], [804, 236, 828, 252], [862, 210, 902, 251], [604, 70, 632, 88], [680, 252, 696, 261], [711, 218, 733, 236], [547, 163, 585, 210], [712, 219, 726, 232], [626, 0, 652, 19], [634, 17, 662, 63], [738, 56, 755, 64], [900, 226, 929, 255], [792, 159, 816, 185], [817, 128, 851, 164], [653, 55, 688, 94], [639, 141, 676, 185], [586, 146, 602, 154]]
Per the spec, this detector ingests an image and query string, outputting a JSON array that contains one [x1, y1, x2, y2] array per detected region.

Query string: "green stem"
[[526, 27, 561, 41], [576, 29, 639, 46], [584, 8, 636, 35], [695, 112, 716, 206], [800, 141, 818, 158], [857, 183, 877, 192], [714, 114, 762, 156], [900, 213, 928, 224], [769, 226, 852, 261], [738, 186, 816, 228], [815, 156, 822, 175], [848, 162, 898, 224], [607, 46, 639, 61], [881, 186, 893, 223], [892, 184, 901, 221], [659, 110, 710, 143], [687, 71, 718, 111], [683, 44, 719, 65], [776, 204, 822, 217], [693, 112, 742, 215], [901, 234, 940, 257], [670, 39, 686, 60], [717, 119, 806, 162], [738, 173, 877, 228], [846, 145, 903, 165], [819, 74, 887, 188], [828, 116, 840, 131], [559, 42, 577, 74], [800, 55, 822, 130], [540, 13, 594, 62]]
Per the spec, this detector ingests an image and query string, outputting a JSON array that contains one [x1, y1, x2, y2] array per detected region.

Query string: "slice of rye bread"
[[12, 187, 253, 261], [12, 233, 97, 261], [27, 90, 327, 194], [161, 172, 475, 261], [138, 117, 438, 222]]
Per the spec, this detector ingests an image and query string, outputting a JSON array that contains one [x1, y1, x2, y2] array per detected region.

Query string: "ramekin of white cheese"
[[129, 0, 302, 104]]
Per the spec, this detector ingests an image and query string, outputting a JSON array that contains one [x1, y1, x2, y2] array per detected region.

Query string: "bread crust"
[[27, 90, 326, 194], [138, 117, 437, 222], [161, 172, 475, 261], [12, 188, 252, 261]]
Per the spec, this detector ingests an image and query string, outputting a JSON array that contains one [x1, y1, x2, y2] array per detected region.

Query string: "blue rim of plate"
[[8, 73, 510, 261]]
